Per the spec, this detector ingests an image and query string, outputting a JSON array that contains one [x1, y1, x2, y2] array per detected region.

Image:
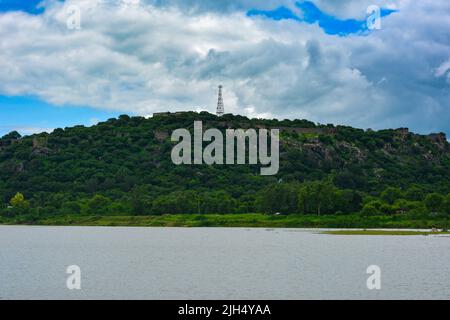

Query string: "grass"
[[0, 213, 448, 230]]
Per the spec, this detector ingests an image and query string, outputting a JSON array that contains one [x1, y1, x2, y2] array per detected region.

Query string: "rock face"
[[428, 133, 447, 142], [31, 137, 52, 156], [15, 162, 24, 173], [394, 128, 410, 142], [427, 133, 449, 150], [155, 130, 169, 141]]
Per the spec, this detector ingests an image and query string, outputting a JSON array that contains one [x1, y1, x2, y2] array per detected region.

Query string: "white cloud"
[[0, 0, 449, 135], [436, 59, 450, 82]]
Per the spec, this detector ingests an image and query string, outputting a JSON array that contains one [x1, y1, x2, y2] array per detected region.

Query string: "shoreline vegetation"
[[1, 213, 448, 233]]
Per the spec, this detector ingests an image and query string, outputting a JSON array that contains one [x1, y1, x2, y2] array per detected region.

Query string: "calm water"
[[0, 226, 449, 300]]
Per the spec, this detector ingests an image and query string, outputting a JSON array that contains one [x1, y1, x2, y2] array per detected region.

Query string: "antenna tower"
[[216, 85, 224, 116]]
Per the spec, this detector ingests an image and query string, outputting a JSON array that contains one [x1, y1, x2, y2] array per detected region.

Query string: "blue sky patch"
[[0, 96, 124, 137], [247, 1, 397, 36], [0, 0, 48, 14]]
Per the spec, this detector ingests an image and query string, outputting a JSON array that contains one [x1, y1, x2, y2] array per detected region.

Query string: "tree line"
[[2, 181, 449, 218]]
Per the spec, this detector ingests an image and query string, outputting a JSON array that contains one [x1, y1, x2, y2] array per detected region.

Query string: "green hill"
[[1, 111, 449, 218]]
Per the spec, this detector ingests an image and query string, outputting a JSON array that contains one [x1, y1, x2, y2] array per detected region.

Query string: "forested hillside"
[[1, 112, 449, 218]]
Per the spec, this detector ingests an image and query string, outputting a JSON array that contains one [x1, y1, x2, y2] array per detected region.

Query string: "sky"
[[0, 0, 450, 137]]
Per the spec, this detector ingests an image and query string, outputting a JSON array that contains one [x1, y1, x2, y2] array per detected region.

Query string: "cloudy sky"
[[0, 0, 449, 137]]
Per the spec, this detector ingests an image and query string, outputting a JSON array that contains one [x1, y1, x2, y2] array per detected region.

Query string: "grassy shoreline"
[[0, 213, 448, 231]]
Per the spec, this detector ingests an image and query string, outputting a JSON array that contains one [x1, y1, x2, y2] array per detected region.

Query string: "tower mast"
[[216, 85, 224, 116]]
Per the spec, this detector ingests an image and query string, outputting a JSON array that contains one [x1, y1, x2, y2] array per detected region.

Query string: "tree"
[[361, 204, 378, 216], [334, 189, 363, 213], [424, 193, 444, 213], [151, 191, 198, 215], [87, 195, 111, 215], [442, 194, 450, 215], [380, 203, 394, 215], [9, 192, 30, 214], [404, 186, 425, 201], [1, 131, 21, 140], [392, 199, 416, 214], [201, 191, 236, 214], [130, 186, 151, 215], [299, 181, 336, 215], [333, 172, 367, 190], [258, 183, 299, 214], [381, 187, 403, 205], [443, 194, 450, 232], [61, 201, 81, 215]]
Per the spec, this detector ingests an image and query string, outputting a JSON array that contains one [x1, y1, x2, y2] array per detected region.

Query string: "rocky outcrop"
[[155, 130, 169, 141]]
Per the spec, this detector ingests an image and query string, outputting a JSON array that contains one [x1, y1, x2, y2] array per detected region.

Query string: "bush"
[[61, 201, 81, 215], [108, 202, 131, 215], [87, 195, 111, 215], [9, 192, 30, 215], [381, 187, 403, 205], [424, 193, 444, 213], [361, 204, 378, 216], [442, 194, 450, 215], [379, 203, 394, 215]]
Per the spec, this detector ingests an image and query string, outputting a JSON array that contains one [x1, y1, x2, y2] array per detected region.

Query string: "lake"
[[0, 226, 449, 300]]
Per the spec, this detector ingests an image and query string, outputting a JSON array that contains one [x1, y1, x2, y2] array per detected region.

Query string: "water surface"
[[0, 226, 448, 300]]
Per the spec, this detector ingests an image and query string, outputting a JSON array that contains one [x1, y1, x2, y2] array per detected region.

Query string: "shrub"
[[424, 193, 444, 213], [87, 195, 111, 215]]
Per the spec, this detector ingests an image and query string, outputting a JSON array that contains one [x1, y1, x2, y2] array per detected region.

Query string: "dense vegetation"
[[1, 214, 447, 230], [0, 112, 449, 226]]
